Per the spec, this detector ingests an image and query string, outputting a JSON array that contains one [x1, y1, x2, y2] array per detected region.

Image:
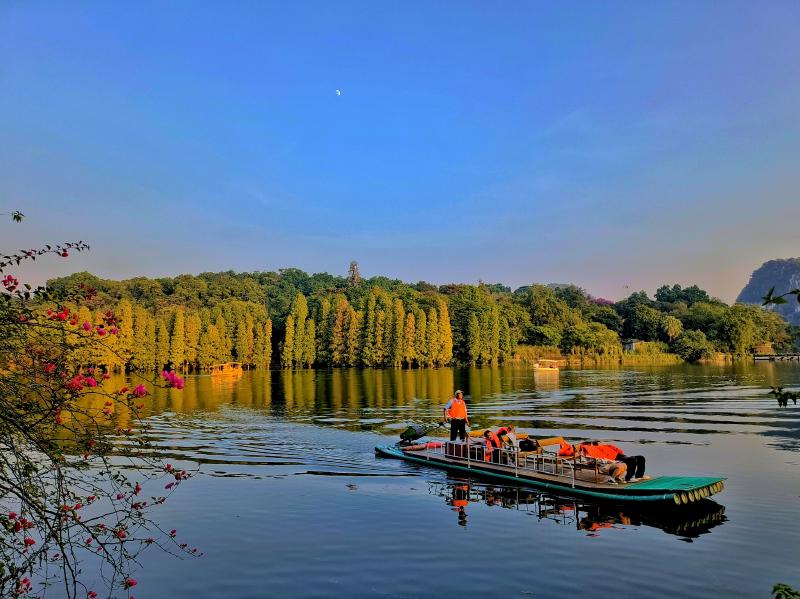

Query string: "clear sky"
[[1, 1, 798, 302]]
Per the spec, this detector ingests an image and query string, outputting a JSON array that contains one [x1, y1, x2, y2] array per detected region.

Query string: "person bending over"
[[580, 441, 647, 482]]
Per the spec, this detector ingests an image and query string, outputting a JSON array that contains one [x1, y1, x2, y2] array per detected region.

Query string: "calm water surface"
[[113, 364, 800, 597]]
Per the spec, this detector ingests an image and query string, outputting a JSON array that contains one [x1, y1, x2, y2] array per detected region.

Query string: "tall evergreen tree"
[[154, 318, 170, 372], [391, 299, 405, 367], [436, 299, 453, 366], [131, 306, 155, 372], [467, 313, 481, 365], [264, 319, 273, 367], [281, 315, 295, 368], [361, 290, 378, 366], [345, 308, 362, 367], [169, 308, 186, 370], [330, 297, 348, 366], [415, 309, 428, 367], [426, 307, 439, 366], [290, 294, 308, 366], [303, 320, 316, 368], [373, 310, 386, 366], [402, 312, 416, 367], [184, 312, 202, 371], [115, 298, 134, 369], [316, 298, 332, 364], [234, 314, 254, 367]]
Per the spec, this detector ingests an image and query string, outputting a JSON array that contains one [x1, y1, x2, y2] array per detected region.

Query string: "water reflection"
[[428, 479, 727, 541], [96, 362, 800, 456]]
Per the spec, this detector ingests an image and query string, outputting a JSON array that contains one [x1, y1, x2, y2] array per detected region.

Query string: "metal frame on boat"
[[375, 440, 725, 505]]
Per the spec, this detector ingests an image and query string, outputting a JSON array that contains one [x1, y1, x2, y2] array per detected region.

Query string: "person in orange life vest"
[[443, 390, 470, 441], [450, 483, 469, 526], [580, 441, 647, 482], [561, 441, 626, 482], [483, 429, 502, 462], [496, 425, 518, 449]]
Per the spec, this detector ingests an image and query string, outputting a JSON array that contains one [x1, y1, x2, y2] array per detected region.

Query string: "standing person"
[[443, 390, 470, 442]]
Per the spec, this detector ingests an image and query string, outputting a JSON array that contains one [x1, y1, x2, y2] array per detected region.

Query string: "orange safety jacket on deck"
[[579, 443, 623, 461], [448, 398, 467, 420], [484, 432, 501, 462], [558, 441, 575, 457]]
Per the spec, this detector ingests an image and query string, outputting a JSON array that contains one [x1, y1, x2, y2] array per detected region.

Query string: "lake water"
[[112, 364, 800, 597]]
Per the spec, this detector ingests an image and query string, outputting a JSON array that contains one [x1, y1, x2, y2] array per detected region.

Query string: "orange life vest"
[[579, 443, 622, 461], [484, 432, 501, 462], [448, 397, 467, 420], [558, 441, 575, 456]]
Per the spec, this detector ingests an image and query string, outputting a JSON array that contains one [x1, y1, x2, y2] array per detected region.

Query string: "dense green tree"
[[672, 330, 715, 362], [624, 304, 664, 341], [660, 315, 683, 342]]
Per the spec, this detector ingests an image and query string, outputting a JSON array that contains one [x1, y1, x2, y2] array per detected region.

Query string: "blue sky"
[[1, 1, 798, 301]]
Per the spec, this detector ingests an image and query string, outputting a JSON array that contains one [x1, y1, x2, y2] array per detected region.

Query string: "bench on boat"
[[525, 437, 612, 483]]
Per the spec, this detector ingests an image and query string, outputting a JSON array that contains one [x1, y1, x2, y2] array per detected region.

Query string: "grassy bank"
[[510, 343, 683, 366]]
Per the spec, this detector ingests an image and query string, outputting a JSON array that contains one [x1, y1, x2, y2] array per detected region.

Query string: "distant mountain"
[[737, 258, 800, 325]]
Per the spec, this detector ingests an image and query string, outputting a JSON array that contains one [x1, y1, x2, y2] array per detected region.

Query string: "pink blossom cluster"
[[162, 370, 185, 389], [2, 274, 18, 291]]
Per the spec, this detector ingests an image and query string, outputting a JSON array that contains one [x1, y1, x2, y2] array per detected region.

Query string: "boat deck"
[[376, 443, 725, 505]]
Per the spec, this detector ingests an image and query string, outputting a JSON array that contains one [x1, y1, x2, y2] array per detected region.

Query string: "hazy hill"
[[737, 258, 800, 325]]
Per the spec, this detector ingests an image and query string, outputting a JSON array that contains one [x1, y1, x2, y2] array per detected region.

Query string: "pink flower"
[[88, 592, 98, 598], [24, 537, 36, 546], [82, 321, 92, 331], [110, 327, 119, 335], [116, 493, 125, 500], [84, 377, 97, 387], [123, 578, 137, 589], [96, 327, 107, 336], [164, 482, 174, 490], [132, 385, 147, 398], [169, 529, 177, 537], [134, 483, 141, 495], [8, 511, 17, 520]]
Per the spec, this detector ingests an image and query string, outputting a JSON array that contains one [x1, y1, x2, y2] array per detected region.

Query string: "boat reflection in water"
[[430, 478, 727, 541]]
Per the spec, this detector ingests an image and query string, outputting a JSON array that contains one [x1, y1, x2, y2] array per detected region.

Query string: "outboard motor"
[[398, 422, 445, 446], [399, 424, 428, 445]]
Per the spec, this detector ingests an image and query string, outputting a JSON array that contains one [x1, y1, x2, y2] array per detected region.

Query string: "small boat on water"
[[210, 362, 243, 377], [533, 359, 560, 373], [376, 434, 725, 506]]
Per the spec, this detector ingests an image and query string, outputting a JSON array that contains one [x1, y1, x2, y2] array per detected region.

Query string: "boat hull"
[[375, 445, 725, 505]]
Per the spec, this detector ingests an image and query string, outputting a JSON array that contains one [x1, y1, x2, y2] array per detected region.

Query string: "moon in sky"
[[335, 89, 342, 96]]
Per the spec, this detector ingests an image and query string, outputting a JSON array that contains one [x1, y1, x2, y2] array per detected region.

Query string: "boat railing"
[[422, 441, 577, 487]]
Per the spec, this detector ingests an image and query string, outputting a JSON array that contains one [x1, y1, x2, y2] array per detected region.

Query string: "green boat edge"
[[375, 445, 726, 504]]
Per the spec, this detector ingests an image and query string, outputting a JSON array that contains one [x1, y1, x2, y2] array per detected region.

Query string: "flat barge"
[[376, 440, 725, 506]]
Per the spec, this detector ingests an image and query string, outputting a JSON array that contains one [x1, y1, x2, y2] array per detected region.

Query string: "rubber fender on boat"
[[425, 442, 443, 448]]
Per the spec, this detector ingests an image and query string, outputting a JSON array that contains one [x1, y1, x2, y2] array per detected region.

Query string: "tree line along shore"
[[45, 265, 797, 373]]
